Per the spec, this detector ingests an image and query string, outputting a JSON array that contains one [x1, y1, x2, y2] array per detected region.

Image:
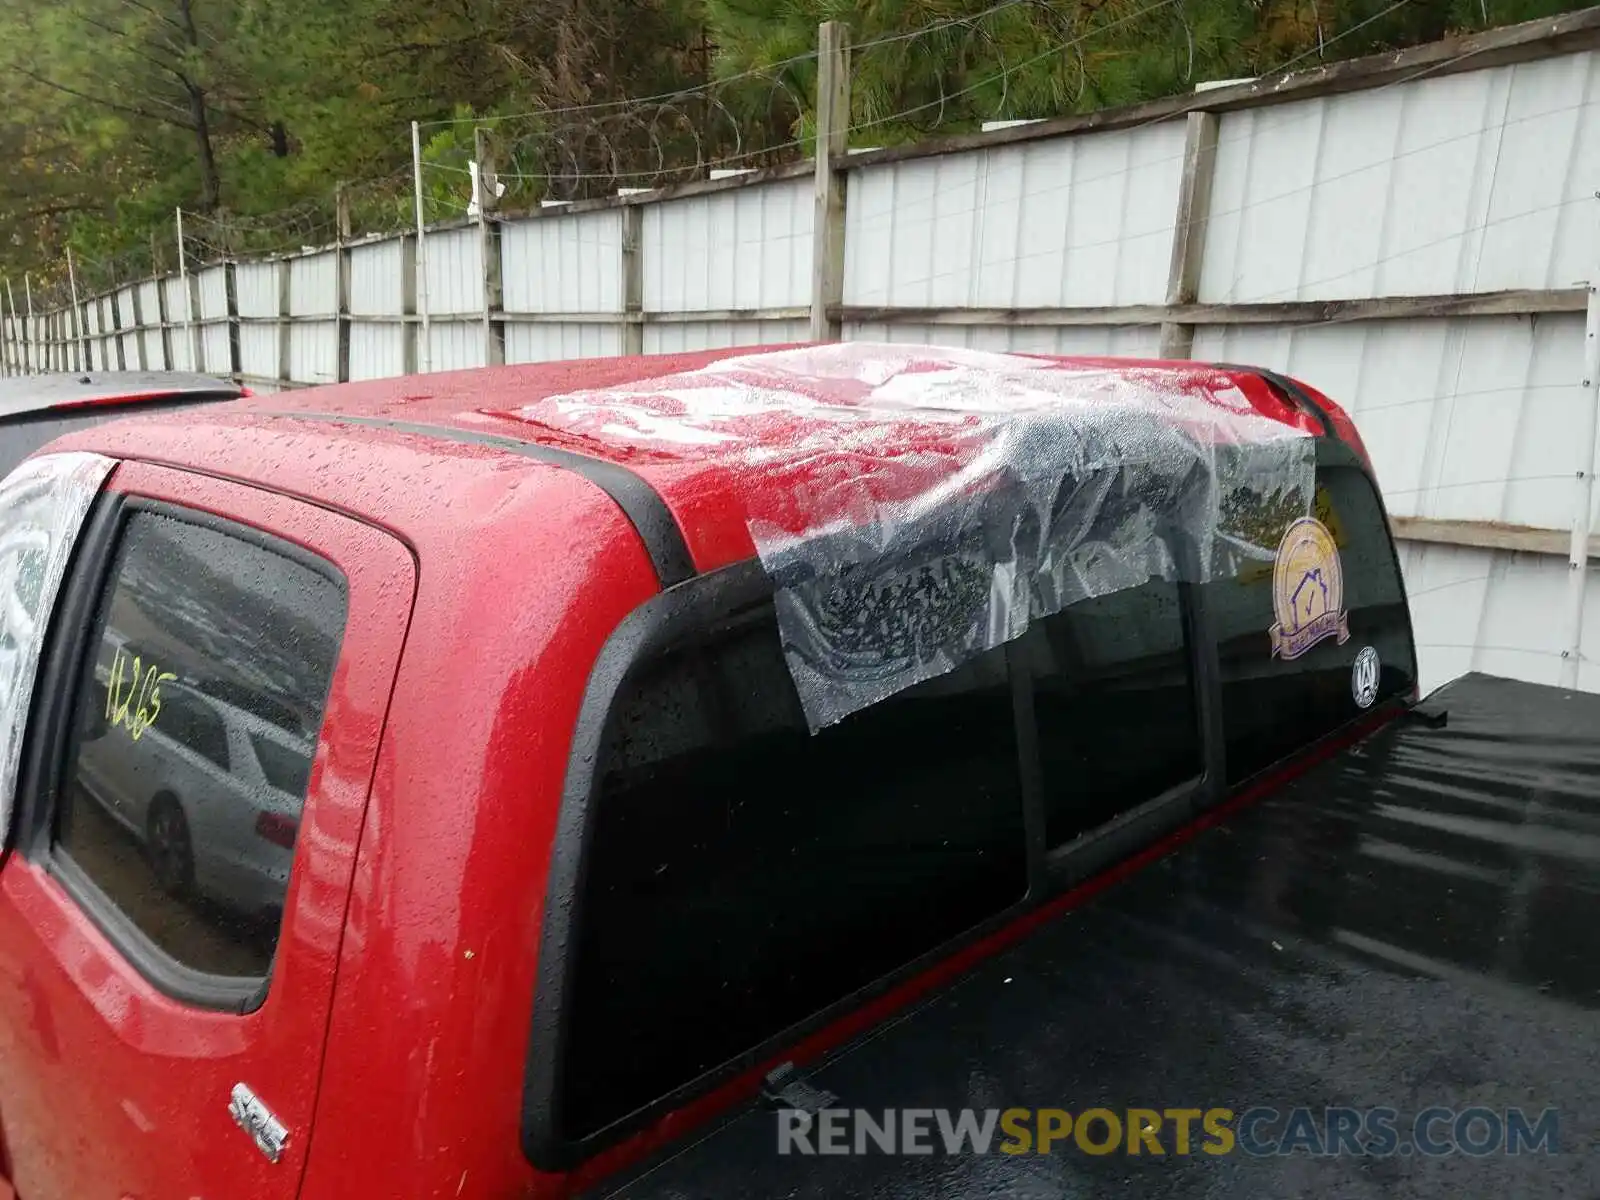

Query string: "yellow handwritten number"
[[105, 646, 176, 742]]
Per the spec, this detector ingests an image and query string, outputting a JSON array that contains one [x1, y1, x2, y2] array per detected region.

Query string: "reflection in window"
[[56, 511, 346, 981]]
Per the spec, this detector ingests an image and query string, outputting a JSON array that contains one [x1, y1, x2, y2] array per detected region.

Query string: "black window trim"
[[523, 436, 1419, 1174], [523, 542, 1221, 1169], [13, 492, 348, 1015]]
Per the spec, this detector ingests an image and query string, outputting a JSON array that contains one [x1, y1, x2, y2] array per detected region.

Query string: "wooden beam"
[[1160, 112, 1220, 360], [401, 234, 419, 376], [277, 259, 293, 388], [476, 129, 506, 367], [1391, 515, 1599, 559], [495, 161, 815, 222], [336, 184, 352, 383], [842, 8, 1600, 174], [811, 20, 850, 343], [838, 288, 1586, 329], [620, 206, 644, 356]]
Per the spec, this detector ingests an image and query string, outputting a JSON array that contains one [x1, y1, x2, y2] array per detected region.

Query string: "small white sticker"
[[1352, 645, 1381, 709]]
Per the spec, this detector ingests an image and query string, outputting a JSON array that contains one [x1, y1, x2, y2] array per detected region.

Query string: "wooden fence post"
[[476, 128, 506, 367], [110, 287, 126, 371], [128, 279, 152, 372], [225, 261, 242, 381], [1159, 111, 1220, 360], [155, 274, 173, 371], [277, 256, 293, 388], [621, 206, 644, 356], [810, 20, 850, 343], [401, 234, 419, 376], [336, 185, 352, 383]]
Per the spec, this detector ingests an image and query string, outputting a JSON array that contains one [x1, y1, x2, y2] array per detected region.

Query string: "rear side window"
[[1020, 577, 1200, 848], [563, 601, 1027, 1142], [1208, 445, 1416, 782], [55, 509, 346, 983]]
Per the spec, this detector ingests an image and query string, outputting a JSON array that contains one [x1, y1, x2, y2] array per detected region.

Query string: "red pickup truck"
[[0, 345, 1589, 1200]]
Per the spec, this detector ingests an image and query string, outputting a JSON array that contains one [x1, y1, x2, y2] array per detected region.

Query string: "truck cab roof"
[[55, 346, 1363, 585]]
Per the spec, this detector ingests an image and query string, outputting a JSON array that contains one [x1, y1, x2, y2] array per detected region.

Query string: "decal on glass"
[[1269, 517, 1350, 661], [1352, 645, 1381, 709]]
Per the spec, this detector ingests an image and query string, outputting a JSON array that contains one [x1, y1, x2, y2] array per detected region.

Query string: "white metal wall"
[[11, 40, 1598, 698], [844, 122, 1187, 310]]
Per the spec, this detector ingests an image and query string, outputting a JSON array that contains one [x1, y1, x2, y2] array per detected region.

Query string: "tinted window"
[[564, 600, 1027, 1141], [1208, 445, 1416, 783], [1020, 577, 1200, 847], [0, 396, 230, 479], [56, 510, 346, 981]]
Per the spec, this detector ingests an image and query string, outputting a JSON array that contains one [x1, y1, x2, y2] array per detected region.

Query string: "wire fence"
[[9, 0, 1455, 305]]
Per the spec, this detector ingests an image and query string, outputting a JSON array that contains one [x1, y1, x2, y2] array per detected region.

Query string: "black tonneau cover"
[[605, 673, 1600, 1198]]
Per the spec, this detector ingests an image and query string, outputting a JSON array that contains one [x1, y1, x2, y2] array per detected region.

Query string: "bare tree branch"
[[1, 61, 196, 127]]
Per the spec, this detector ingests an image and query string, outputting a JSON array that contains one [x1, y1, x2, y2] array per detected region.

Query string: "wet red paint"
[[0, 347, 1375, 1199]]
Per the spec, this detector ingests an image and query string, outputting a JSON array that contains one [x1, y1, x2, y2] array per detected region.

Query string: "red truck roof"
[[67, 346, 1359, 581]]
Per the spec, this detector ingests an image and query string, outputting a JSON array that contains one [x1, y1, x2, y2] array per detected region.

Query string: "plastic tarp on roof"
[[518, 344, 1315, 730]]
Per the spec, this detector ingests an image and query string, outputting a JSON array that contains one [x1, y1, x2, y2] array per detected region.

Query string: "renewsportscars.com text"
[[775, 1106, 1561, 1158]]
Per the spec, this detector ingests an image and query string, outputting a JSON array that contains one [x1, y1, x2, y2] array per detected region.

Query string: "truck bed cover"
[[605, 672, 1600, 1198]]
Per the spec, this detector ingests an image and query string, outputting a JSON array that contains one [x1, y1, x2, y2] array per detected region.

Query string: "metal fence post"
[[1561, 264, 1600, 689], [809, 20, 850, 343]]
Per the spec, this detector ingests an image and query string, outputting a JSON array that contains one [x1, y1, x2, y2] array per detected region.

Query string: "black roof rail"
[[256, 411, 697, 589]]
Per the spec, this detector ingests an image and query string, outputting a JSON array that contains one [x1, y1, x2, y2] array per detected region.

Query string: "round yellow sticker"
[[1269, 517, 1351, 660]]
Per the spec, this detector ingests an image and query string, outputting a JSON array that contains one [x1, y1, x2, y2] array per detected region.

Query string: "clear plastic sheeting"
[[519, 344, 1315, 730], [0, 452, 114, 840]]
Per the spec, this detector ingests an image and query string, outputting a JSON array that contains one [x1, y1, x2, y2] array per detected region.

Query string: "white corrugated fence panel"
[[199, 266, 229, 320], [643, 320, 809, 355], [290, 322, 338, 386], [162, 276, 191, 325], [350, 324, 405, 380], [644, 180, 812, 313], [239, 324, 277, 380], [351, 239, 404, 315], [843, 322, 1163, 357], [1192, 314, 1587, 530], [290, 252, 338, 317], [116, 285, 138, 331], [161, 279, 195, 371], [235, 262, 278, 318], [845, 122, 1187, 310], [503, 211, 624, 314], [424, 228, 483, 318], [1400, 545, 1600, 694], [202, 324, 231, 374], [138, 281, 162, 325], [1201, 55, 1600, 303], [427, 321, 486, 372], [506, 322, 624, 363]]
